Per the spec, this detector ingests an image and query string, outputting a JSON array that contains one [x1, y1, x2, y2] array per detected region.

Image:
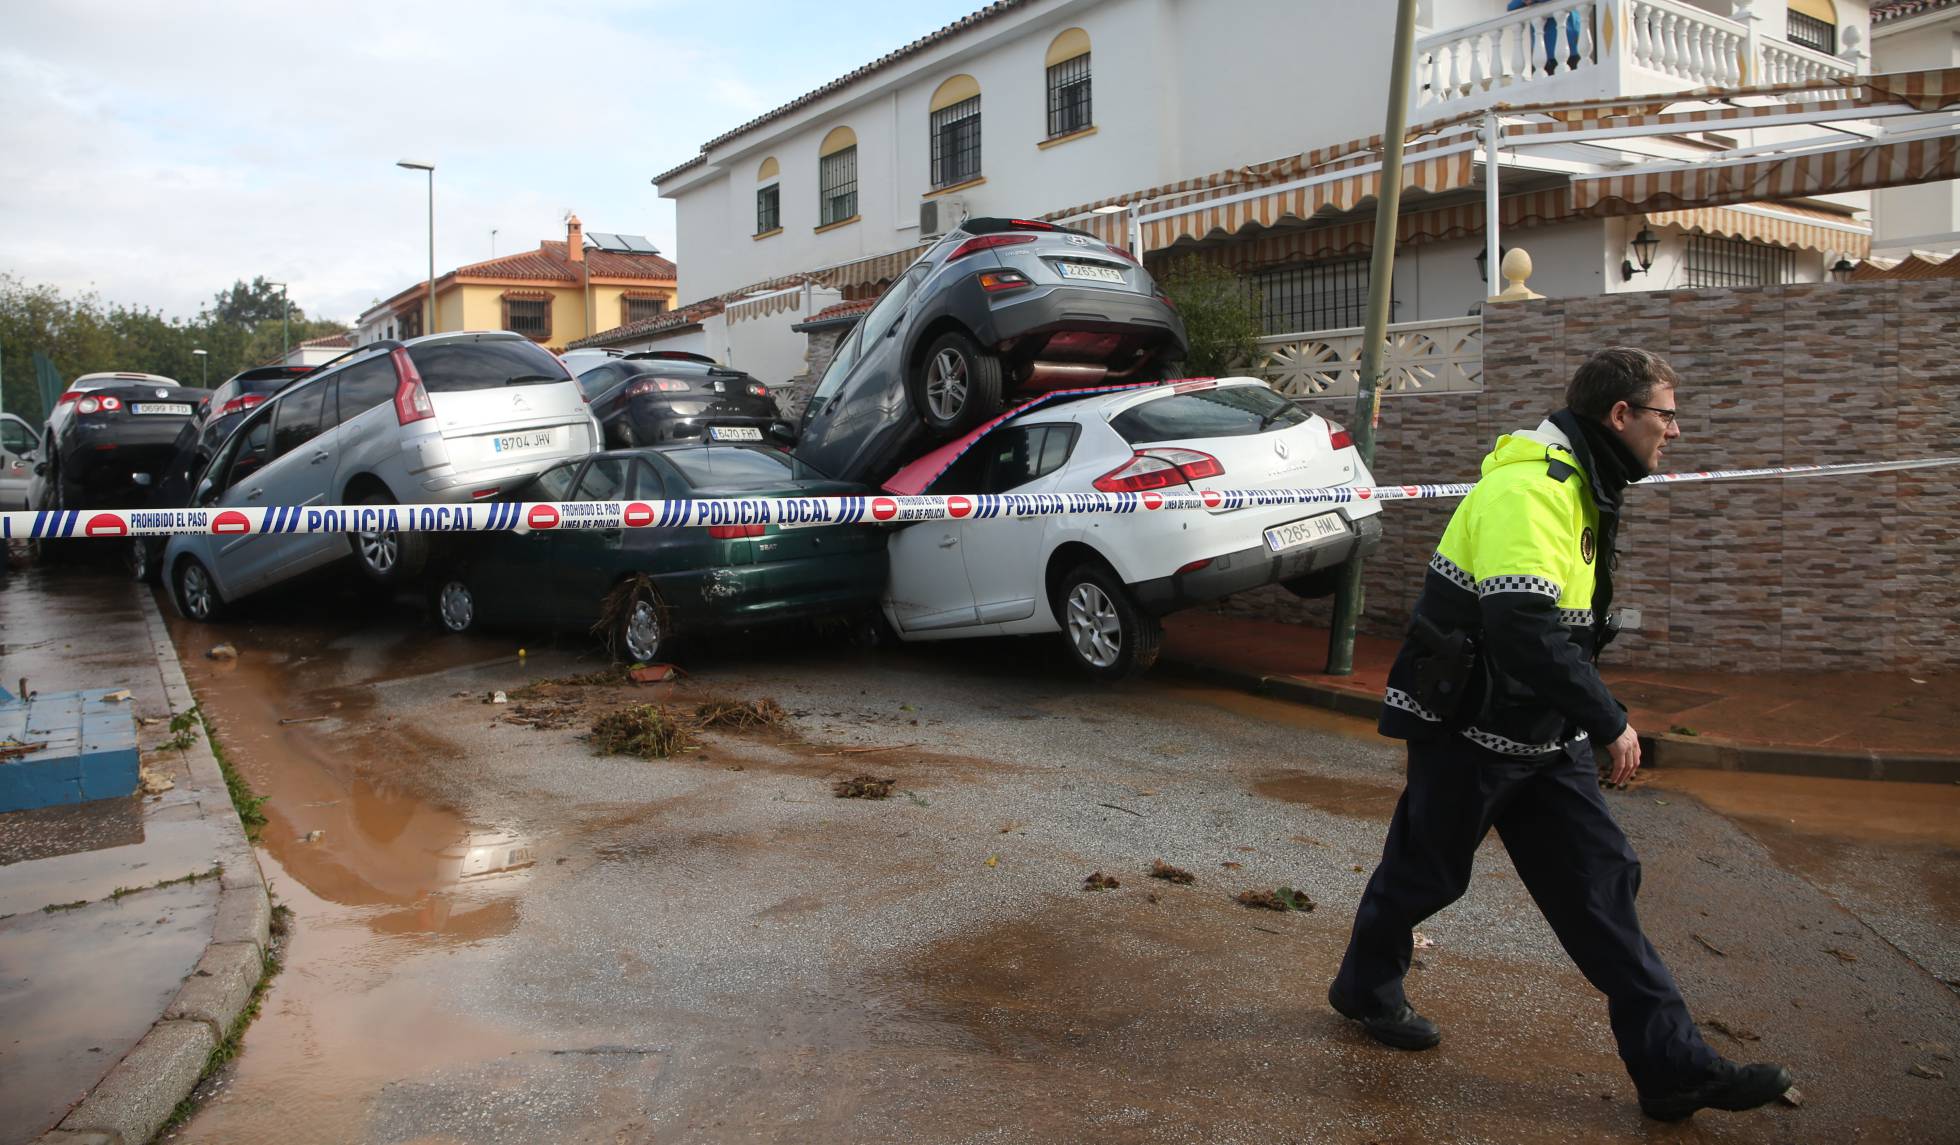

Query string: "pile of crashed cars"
[[19, 218, 1382, 679]]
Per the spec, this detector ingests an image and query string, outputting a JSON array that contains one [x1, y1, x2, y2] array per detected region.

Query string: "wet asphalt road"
[[124, 576, 1960, 1144]]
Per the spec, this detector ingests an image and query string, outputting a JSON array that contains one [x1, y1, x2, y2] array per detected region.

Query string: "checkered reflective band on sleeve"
[[1558, 608, 1595, 627], [1461, 726, 1590, 757], [1476, 573, 1562, 600], [1384, 687, 1443, 723], [1428, 552, 1476, 593]]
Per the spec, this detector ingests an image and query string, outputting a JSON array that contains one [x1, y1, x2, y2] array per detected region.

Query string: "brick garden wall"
[[1213, 278, 1960, 672]]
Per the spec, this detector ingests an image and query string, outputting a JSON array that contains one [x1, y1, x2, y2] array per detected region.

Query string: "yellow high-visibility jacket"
[[1379, 409, 1628, 756]]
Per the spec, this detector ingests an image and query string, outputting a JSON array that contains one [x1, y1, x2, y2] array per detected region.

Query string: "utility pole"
[[1327, 0, 1419, 676]]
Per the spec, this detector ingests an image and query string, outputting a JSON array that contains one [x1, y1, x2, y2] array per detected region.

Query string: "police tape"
[[7, 455, 1958, 540]]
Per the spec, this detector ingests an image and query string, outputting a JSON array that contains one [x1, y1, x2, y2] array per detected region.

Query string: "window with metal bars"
[[623, 297, 667, 325], [819, 147, 857, 226], [1047, 54, 1091, 138], [1785, 10, 1834, 54], [502, 297, 551, 340], [1682, 235, 1794, 288], [930, 96, 982, 188], [756, 183, 780, 234], [1249, 258, 1381, 335]]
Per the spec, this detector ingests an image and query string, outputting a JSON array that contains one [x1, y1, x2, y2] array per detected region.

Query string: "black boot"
[[1639, 1059, 1794, 1121], [1327, 983, 1441, 1050]]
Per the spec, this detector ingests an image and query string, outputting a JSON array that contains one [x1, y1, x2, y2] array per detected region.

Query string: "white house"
[[1870, 0, 1960, 254], [637, 0, 1899, 393]]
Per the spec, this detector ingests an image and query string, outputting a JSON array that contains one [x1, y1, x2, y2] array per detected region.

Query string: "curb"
[[34, 590, 271, 1145], [1158, 655, 1960, 783]]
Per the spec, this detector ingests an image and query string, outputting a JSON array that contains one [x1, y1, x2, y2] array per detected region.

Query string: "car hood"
[[880, 382, 1160, 495]]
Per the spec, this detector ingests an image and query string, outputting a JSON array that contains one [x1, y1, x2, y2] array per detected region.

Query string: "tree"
[[1156, 256, 1263, 377], [205, 277, 305, 328]]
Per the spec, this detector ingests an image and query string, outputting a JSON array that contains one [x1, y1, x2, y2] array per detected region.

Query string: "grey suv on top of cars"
[[163, 331, 601, 621], [794, 216, 1188, 486]]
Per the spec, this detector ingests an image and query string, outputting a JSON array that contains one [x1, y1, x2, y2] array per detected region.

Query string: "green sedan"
[[429, 444, 888, 662]]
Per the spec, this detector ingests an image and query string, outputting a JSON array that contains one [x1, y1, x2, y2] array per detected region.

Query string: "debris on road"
[[1413, 931, 1436, 949], [278, 715, 328, 725], [1704, 1017, 1761, 1044], [505, 701, 579, 730], [1149, 860, 1195, 885], [299, 830, 325, 843], [833, 775, 895, 799], [1220, 861, 1243, 870], [630, 664, 679, 685], [694, 697, 787, 730], [489, 690, 508, 705], [816, 743, 917, 757], [1693, 933, 1729, 957], [1907, 1063, 1945, 1081], [590, 705, 695, 759], [1237, 887, 1314, 912], [1824, 947, 1859, 964], [207, 643, 238, 661], [1779, 1086, 1805, 1107], [1083, 871, 1120, 891], [1097, 802, 1144, 817], [984, 854, 998, 868], [103, 688, 131, 702], [0, 740, 49, 760], [138, 764, 175, 795]]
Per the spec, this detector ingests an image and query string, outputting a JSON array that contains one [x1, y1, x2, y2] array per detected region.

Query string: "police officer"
[[1327, 348, 1792, 1122]]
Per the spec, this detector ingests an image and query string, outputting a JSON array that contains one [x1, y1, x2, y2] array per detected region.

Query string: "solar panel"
[[583, 231, 661, 255]]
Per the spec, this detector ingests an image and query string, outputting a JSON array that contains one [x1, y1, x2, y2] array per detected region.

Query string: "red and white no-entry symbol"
[[870, 498, 898, 521], [1402, 485, 1421, 498], [1141, 492, 1164, 510], [1200, 489, 1223, 509], [85, 513, 128, 537], [527, 504, 561, 530], [946, 496, 973, 519], [212, 510, 251, 534], [1355, 487, 1374, 500], [623, 502, 654, 527]]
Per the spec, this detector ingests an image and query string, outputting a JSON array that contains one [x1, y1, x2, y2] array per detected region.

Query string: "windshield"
[[1110, 384, 1307, 444], [408, 339, 572, 393], [661, 445, 828, 488]]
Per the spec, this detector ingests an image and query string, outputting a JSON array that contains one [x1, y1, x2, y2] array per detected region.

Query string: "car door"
[[204, 410, 278, 592], [883, 436, 987, 632], [0, 414, 36, 510], [256, 378, 343, 578], [548, 454, 636, 629], [475, 459, 582, 625], [961, 424, 1078, 623]]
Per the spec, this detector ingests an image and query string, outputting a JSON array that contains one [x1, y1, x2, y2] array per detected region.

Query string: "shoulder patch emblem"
[[1580, 527, 1596, 565]]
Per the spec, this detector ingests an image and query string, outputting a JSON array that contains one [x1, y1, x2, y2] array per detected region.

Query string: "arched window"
[[1045, 28, 1092, 138], [818, 127, 858, 227], [1786, 0, 1836, 54], [756, 156, 781, 235], [928, 75, 982, 188]]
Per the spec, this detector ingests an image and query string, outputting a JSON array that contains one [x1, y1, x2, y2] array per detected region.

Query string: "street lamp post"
[[192, 348, 208, 386], [397, 160, 436, 336], [265, 281, 289, 362]]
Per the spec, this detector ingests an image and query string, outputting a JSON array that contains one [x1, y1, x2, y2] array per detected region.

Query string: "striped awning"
[[809, 243, 931, 292], [1174, 188, 1575, 272], [725, 286, 806, 324], [1134, 150, 1476, 253], [1574, 134, 1960, 216], [1643, 201, 1871, 258]]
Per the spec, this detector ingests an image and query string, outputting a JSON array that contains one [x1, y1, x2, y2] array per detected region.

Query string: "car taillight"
[[220, 394, 266, 416], [946, 233, 1037, 262], [1092, 448, 1225, 493], [977, 269, 1032, 293], [54, 391, 81, 408], [707, 523, 766, 539], [1008, 218, 1057, 230], [1326, 420, 1354, 451], [77, 395, 122, 414], [391, 347, 433, 425], [1104, 243, 1139, 265], [625, 379, 690, 398], [747, 382, 768, 397]]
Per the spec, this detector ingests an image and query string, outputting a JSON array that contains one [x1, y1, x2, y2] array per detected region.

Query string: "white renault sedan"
[[881, 377, 1382, 679]]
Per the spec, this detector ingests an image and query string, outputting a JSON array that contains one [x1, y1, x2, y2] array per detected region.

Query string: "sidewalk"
[[0, 565, 270, 1145], [1160, 611, 1960, 783]]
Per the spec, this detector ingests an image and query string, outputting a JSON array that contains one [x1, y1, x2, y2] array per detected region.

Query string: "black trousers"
[[1333, 734, 1719, 1094]]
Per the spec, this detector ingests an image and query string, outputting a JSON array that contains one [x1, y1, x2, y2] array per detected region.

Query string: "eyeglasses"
[[1632, 404, 1678, 425]]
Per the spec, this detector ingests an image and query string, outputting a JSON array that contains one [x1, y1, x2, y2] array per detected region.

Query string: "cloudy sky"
[[0, 0, 981, 325]]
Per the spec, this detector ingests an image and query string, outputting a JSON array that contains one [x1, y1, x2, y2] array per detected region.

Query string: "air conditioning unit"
[[920, 195, 970, 238]]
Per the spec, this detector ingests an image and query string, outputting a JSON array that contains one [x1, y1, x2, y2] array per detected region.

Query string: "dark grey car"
[[793, 217, 1187, 486]]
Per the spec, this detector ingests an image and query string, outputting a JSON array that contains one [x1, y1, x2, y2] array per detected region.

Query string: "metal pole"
[[281, 285, 290, 361], [1326, 0, 1420, 676], [425, 170, 436, 336], [1484, 110, 1502, 294]]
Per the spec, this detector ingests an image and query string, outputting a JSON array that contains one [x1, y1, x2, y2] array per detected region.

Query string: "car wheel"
[[1056, 562, 1161, 681], [431, 577, 478, 634], [1281, 564, 1346, 599], [129, 538, 162, 585], [912, 330, 1004, 437], [614, 582, 668, 664], [174, 556, 225, 623], [350, 492, 429, 586], [847, 608, 899, 650]]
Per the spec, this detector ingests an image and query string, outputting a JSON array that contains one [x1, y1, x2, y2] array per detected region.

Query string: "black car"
[[573, 354, 794, 449], [428, 444, 888, 662], [31, 372, 209, 513], [794, 216, 1188, 486]]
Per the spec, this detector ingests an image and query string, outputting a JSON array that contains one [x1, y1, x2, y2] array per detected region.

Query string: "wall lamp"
[[1831, 257, 1856, 283], [1474, 243, 1510, 284], [1621, 227, 1660, 281]]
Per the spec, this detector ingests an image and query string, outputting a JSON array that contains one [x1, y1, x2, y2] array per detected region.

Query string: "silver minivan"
[[164, 331, 601, 620]]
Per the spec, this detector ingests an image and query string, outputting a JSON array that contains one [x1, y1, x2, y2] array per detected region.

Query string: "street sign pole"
[[1327, 0, 1419, 676]]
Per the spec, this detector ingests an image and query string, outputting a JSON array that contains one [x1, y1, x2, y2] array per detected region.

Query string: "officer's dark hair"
[[1566, 347, 1679, 421]]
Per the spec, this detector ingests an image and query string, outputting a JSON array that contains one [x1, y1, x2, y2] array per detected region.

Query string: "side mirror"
[[33, 461, 48, 477]]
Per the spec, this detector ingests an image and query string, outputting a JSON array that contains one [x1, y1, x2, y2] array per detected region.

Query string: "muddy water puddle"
[[1253, 770, 1402, 818]]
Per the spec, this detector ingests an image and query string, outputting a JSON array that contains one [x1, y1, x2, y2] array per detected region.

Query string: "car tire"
[[613, 581, 669, 665], [350, 491, 429, 587], [431, 576, 479, 635], [912, 330, 1004, 437], [129, 538, 163, 585], [1281, 564, 1346, 599], [1055, 562, 1161, 681], [173, 556, 225, 623], [847, 608, 899, 651]]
